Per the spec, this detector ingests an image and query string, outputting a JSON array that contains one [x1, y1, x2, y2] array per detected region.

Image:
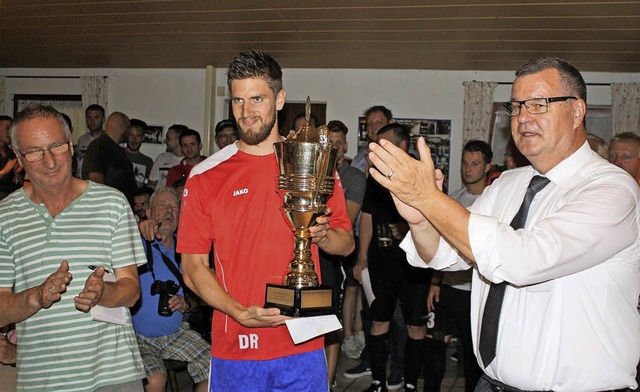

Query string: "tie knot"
[[528, 175, 550, 195]]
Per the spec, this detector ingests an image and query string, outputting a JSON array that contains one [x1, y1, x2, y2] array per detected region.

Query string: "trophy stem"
[[283, 229, 319, 288]]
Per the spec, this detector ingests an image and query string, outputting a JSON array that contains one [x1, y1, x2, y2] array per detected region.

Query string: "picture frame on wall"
[[357, 116, 452, 179], [145, 125, 164, 144]]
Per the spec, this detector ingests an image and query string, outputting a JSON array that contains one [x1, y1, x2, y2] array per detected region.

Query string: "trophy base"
[[264, 283, 334, 317]]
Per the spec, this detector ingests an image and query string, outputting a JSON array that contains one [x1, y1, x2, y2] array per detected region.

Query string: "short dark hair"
[[215, 119, 238, 136], [227, 50, 283, 95], [134, 186, 154, 198], [60, 113, 73, 133], [293, 112, 319, 128], [180, 128, 201, 144], [10, 105, 71, 150], [0, 115, 12, 123], [515, 57, 587, 102], [327, 120, 348, 135], [463, 140, 493, 164], [129, 118, 147, 131], [364, 106, 393, 122], [85, 104, 105, 116], [377, 123, 409, 146]]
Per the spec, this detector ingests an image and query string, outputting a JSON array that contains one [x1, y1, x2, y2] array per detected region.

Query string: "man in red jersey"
[[177, 50, 354, 392]]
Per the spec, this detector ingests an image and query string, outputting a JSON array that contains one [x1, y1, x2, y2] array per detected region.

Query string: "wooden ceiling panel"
[[0, 1, 638, 71]]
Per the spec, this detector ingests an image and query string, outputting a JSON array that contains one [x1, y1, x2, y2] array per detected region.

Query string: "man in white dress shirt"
[[366, 56, 640, 391]]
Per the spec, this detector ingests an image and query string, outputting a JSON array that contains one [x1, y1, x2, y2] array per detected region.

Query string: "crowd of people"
[[0, 51, 638, 392]]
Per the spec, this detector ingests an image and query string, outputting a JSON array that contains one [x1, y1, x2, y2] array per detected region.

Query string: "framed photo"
[[357, 117, 452, 178], [145, 125, 164, 144]]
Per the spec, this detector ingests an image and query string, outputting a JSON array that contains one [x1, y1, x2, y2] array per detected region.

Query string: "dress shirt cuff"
[[400, 231, 465, 270], [400, 231, 428, 268], [468, 212, 503, 283]]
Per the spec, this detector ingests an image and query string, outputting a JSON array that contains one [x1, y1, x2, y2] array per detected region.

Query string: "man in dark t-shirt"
[[82, 112, 138, 205]]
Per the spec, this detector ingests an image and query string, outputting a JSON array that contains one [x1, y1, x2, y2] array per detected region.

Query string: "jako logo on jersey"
[[232, 188, 249, 197], [238, 334, 259, 349]]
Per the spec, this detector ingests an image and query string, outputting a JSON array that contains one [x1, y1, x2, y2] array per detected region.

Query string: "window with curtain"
[[13, 94, 85, 145]]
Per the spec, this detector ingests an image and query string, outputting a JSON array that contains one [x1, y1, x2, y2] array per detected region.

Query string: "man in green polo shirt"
[[0, 105, 146, 392]]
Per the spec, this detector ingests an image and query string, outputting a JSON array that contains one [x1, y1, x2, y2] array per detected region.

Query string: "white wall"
[[3, 68, 207, 159], [4, 67, 639, 191]]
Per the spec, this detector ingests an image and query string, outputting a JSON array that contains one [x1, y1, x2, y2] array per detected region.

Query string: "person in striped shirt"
[[0, 105, 146, 392]]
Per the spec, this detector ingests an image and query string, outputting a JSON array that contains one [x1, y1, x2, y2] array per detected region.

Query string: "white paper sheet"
[[361, 268, 375, 306], [90, 272, 128, 325], [285, 314, 342, 345]]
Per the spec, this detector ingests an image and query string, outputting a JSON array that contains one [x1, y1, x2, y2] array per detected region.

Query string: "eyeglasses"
[[609, 152, 637, 162], [17, 141, 70, 162], [216, 133, 237, 141], [504, 96, 576, 117]]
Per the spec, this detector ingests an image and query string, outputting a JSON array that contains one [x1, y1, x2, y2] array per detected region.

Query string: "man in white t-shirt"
[[148, 124, 187, 188]]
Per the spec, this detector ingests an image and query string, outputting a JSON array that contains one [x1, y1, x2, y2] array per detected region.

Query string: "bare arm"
[[353, 212, 373, 282], [182, 253, 289, 328], [310, 209, 355, 256], [0, 159, 16, 178], [368, 137, 474, 262], [74, 264, 140, 311], [345, 199, 362, 225], [0, 261, 72, 327]]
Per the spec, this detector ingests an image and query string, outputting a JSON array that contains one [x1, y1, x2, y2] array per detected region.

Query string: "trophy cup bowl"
[[264, 98, 339, 317]]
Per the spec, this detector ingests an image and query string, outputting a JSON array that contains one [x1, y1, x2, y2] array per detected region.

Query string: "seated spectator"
[[166, 129, 206, 187], [214, 119, 239, 150], [133, 187, 209, 392]]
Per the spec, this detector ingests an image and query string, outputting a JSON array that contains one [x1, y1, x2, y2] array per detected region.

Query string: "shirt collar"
[[543, 141, 592, 189]]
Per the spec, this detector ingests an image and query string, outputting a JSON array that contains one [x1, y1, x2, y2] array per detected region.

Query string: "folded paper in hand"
[[90, 272, 127, 325]]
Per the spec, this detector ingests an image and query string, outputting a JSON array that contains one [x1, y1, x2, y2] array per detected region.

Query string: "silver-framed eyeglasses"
[[504, 96, 576, 117], [17, 141, 70, 162]]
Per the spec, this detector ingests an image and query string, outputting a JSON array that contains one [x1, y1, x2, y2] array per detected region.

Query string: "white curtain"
[[611, 83, 640, 136], [81, 76, 108, 113], [0, 76, 5, 115], [462, 81, 498, 145], [15, 98, 85, 143]]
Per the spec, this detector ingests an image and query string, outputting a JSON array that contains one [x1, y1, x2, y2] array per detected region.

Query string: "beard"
[[238, 111, 277, 146]]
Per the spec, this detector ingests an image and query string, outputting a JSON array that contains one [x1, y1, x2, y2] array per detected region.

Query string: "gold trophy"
[[264, 97, 339, 317]]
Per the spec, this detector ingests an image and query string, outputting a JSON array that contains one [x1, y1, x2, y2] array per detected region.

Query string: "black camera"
[[150, 280, 180, 317]]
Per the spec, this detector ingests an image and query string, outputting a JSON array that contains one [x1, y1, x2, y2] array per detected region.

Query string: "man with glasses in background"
[[0, 105, 146, 391], [214, 119, 239, 150], [609, 132, 640, 186], [367, 57, 640, 391]]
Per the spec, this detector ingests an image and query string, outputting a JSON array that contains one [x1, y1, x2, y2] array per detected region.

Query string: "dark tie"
[[478, 175, 551, 367]]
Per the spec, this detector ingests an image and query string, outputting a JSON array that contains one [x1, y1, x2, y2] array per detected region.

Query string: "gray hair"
[[149, 187, 181, 208], [10, 105, 71, 150]]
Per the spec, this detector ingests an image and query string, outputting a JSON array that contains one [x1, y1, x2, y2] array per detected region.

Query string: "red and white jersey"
[[177, 144, 351, 360]]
